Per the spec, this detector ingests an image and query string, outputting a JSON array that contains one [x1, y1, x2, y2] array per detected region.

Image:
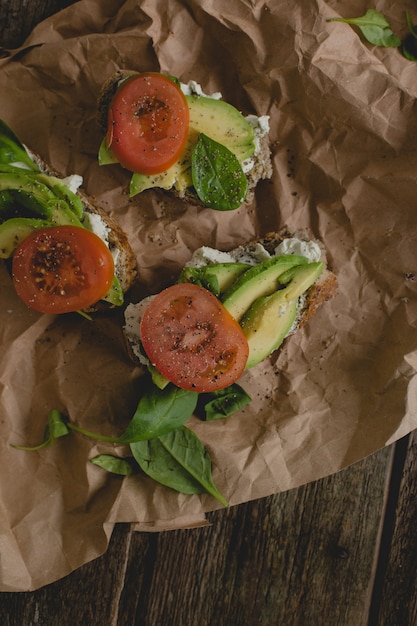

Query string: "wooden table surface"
[[1, 2, 417, 625]]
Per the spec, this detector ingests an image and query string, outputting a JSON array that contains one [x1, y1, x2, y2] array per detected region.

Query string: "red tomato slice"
[[140, 283, 249, 392], [107, 72, 189, 175], [12, 225, 115, 314]]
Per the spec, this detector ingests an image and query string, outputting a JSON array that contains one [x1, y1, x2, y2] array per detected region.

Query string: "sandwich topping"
[[106, 72, 190, 175], [140, 282, 249, 392], [99, 72, 271, 211], [127, 236, 326, 390], [0, 119, 125, 313], [12, 225, 115, 314]]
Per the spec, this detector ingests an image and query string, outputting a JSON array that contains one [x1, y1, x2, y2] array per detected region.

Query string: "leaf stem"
[[67, 421, 120, 443]]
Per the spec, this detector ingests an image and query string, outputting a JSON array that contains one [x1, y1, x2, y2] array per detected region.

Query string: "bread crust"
[[124, 230, 337, 367], [97, 69, 136, 132], [77, 190, 137, 312]]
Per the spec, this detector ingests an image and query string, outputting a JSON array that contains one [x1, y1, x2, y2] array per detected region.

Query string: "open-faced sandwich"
[[97, 70, 272, 211], [0, 119, 137, 314], [5, 112, 337, 507], [124, 229, 338, 392], [13, 226, 337, 506]]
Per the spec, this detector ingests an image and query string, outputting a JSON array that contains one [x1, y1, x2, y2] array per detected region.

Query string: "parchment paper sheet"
[[1, 0, 417, 590]]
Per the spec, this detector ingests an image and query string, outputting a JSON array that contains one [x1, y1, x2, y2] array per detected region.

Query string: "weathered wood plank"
[[0, 0, 74, 50], [0, 446, 393, 625], [375, 431, 417, 626], [117, 448, 393, 626], [0, 524, 133, 625]]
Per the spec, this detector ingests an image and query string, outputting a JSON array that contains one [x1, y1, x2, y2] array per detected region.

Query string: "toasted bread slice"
[[123, 229, 337, 369], [97, 70, 273, 207], [23, 151, 137, 313]]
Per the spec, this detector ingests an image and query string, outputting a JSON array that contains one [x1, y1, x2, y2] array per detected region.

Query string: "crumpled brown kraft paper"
[[0, 0, 417, 591]]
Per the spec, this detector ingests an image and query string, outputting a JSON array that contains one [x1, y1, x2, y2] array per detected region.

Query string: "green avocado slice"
[[0, 217, 54, 258], [0, 172, 62, 219], [0, 119, 40, 171], [221, 255, 308, 321], [241, 262, 324, 368], [243, 300, 298, 369], [0, 165, 84, 221]]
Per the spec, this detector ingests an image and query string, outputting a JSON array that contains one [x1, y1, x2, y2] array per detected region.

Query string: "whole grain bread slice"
[[97, 70, 273, 207], [123, 229, 337, 368], [28, 151, 138, 312]]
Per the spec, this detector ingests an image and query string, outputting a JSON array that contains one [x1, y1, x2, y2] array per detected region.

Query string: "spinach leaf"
[[12, 409, 69, 451], [402, 12, 417, 61], [90, 454, 134, 476], [199, 384, 252, 421], [191, 133, 248, 211], [117, 381, 198, 443], [131, 426, 228, 506], [67, 378, 198, 443], [327, 10, 401, 47]]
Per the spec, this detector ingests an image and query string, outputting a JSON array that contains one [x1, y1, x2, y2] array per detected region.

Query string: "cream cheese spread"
[[124, 298, 155, 365], [61, 174, 83, 194], [185, 241, 271, 268], [274, 237, 322, 263]]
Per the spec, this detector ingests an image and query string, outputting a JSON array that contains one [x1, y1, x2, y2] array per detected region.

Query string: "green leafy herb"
[[66, 377, 198, 444], [327, 10, 401, 47], [15, 374, 249, 506], [402, 12, 417, 61], [91, 454, 134, 476], [199, 384, 252, 421], [12, 409, 69, 451], [117, 381, 198, 443], [177, 265, 220, 294], [131, 426, 228, 506], [191, 133, 248, 211]]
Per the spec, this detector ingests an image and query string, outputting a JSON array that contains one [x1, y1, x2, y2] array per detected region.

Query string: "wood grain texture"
[[126, 450, 393, 626], [0, 448, 392, 625], [0, 0, 76, 49], [376, 430, 417, 626], [0, 2, 414, 625]]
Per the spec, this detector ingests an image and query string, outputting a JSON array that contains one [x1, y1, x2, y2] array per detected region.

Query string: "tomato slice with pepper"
[[140, 283, 249, 392], [107, 72, 190, 175], [12, 225, 115, 314]]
